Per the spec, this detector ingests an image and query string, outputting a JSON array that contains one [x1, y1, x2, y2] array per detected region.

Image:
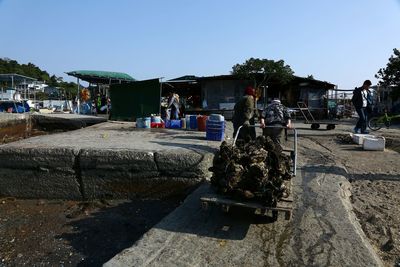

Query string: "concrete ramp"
[[105, 165, 383, 267]]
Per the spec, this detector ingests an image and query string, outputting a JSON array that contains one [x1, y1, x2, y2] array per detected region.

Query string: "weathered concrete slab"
[[105, 174, 382, 267], [0, 147, 82, 199], [104, 140, 383, 267], [0, 169, 82, 199], [284, 164, 382, 266], [79, 149, 157, 171], [0, 122, 220, 199], [154, 150, 213, 178], [0, 113, 31, 142], [0, 113, 28, 124], [32, 113, 107, 130], [0, 146, 78, 170]]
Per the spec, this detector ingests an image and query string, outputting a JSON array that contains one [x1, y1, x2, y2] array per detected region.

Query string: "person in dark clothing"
[[167, 92, 180, 120], [232, 86, 257, 142], [351, 80, 372, 134], [260, 99, 291, 145]]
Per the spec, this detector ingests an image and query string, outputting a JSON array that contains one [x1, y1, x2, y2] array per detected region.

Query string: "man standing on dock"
[[351, 80, 372, 134]]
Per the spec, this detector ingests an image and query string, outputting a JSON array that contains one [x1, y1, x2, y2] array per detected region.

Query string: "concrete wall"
[[0, 146, 214, 200], [0, 113, 31, 143]]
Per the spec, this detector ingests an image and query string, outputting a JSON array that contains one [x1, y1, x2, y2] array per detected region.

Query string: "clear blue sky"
[[1, 0, 399, 88]]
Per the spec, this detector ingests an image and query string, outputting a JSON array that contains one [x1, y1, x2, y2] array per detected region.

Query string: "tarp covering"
[[0, 73, 37, 83], [66, 70, 136, 84], [110, 79, 160, 121]]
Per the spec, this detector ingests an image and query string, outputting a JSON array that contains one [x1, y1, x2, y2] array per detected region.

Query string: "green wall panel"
[[110, 79, 160, 121]]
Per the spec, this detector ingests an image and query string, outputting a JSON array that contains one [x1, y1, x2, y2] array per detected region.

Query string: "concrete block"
[[0, 168, 82, 199], [155, 150, 213, 178], [79, 149, 157, 171], [79, 149, 210, 199], [0, 146, 78, 170], [0, 146, 81, 199]]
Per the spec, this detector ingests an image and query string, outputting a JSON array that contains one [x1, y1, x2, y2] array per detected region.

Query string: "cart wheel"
[[221, 204, 230, 213], [260, 208, 268, 216], [272, 211, 278, 221], [201, 201, 209, 211], [326, 124, 335, 130], [311, 123, 320, 130], [285, 211, 292, 220]]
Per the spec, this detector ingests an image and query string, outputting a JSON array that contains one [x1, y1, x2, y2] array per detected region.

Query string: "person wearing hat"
[[232, 86, 257, 142], [260, 98, 291, 145]]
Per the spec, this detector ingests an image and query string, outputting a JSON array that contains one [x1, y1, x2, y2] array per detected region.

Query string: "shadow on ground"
[[151, 141, 218, 153], [57, 198, 182, 267], [300, 165, 400, 182], [154, 205, 276, 241]]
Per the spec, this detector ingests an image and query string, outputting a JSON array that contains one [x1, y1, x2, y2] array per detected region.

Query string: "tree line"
[[0, 58, 78, 100]]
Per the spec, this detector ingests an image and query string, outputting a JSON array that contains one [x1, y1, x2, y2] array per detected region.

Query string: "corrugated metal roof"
[[0, 73, 37, 82]]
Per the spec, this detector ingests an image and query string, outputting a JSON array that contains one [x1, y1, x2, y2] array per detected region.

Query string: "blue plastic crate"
[[166, 119, 181, 129], [206, 120, 225, 130], [206, 130, 225, 141]]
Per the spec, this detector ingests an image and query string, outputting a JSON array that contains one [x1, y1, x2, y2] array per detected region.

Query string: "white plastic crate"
[[352, 134, 375, 145], [363, 136, 385, 151]]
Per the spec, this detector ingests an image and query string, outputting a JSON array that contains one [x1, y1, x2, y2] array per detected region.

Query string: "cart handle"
[[233, 124, 289, 145]]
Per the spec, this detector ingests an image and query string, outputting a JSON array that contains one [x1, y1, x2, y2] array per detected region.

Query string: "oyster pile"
[[210, 136, 292, 206]]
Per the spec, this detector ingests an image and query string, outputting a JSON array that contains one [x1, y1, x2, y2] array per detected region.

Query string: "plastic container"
[[143, 117, 151, 128], [190, 115, 198, 130], [209, 114, 224, 122], [363, 136, 385, 151], [181, 118, 186, 129], [136, 118, 143, 128], [352, 134, 374, 145], [151, 115, 162, 123], [206, 120, 225, 141], [185, 115, 191, 130], [166, 120, 182, 129], [151, 122, 164, 128], [197, 115, 208, 131]]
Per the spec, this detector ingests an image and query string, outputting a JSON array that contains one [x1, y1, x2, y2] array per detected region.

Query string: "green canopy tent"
[[66, 70, 136, 114], [66, 70, 136, 84]]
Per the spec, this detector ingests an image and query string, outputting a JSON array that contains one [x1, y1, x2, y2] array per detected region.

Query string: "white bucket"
[[209, 114, 224, 122]]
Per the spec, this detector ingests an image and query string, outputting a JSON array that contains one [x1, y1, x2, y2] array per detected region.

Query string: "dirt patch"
[[385, 135, 400, 153], [0, 197, 183, 266], [304, 130, 400, 267], [351, 180, 400, 265]]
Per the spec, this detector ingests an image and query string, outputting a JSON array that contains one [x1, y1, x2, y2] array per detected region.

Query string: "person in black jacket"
[[351, 80, 372, 133]]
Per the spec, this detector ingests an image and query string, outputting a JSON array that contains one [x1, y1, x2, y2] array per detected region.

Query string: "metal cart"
[[297, 101, 337, 130], [200, 124, 297, 221]]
